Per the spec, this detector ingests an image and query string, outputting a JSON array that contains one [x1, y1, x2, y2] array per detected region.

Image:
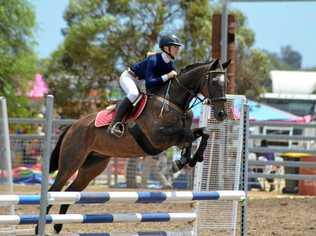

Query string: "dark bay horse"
[[37, 59, 228, 234]]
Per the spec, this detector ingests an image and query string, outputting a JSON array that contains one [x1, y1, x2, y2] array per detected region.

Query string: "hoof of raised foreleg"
[[188, 158, 198, 167], [197, 153, 204, 162]]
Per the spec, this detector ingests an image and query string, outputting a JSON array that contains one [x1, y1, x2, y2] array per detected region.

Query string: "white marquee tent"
[[271, 70, 316, 94]]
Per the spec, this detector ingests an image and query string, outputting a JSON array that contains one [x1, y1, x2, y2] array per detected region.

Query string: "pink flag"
[[27, 74, 48, 98]]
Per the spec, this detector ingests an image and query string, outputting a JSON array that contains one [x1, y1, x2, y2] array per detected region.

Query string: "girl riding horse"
[[109, 34, 182, 137], [35, 42, 228, 234]]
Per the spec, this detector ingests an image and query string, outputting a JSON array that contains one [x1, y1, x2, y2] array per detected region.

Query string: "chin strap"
[[162, 46, 175, 60]]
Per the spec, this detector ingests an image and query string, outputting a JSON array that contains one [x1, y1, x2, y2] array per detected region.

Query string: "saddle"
[[94, 95, 148, 128]]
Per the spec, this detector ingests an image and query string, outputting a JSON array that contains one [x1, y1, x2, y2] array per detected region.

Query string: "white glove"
[[167, 70, 177, 79]]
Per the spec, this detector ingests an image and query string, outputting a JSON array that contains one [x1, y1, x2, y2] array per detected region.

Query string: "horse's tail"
[[49, 125, 71, 173]]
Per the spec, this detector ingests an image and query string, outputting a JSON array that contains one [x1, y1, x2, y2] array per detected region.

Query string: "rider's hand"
[[167, 70, 177, 79]]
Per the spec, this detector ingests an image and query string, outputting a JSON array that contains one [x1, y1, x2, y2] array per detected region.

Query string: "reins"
[[159, 80, 172, 117], [148, 61, 225, 117], [154, 75, 207, 118], [174, 76, 206, 111]]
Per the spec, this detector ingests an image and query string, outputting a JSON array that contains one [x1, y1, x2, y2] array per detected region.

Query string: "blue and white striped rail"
[[0, 190, 245, 205], [74, 231, 194, 236], [0, 212, 196, 225]]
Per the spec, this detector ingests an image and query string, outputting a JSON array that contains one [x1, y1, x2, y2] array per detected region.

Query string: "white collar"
[[161, 52, 172, 63]]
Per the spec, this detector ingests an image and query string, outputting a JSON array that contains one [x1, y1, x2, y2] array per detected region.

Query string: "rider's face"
[[170, 46, 180, 57], [165, 46, 181, 58]]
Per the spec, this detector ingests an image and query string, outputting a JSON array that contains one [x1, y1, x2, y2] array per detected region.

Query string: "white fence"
[[249, 121, 316, 193]]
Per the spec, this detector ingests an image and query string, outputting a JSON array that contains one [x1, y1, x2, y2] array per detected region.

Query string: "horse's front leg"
[[188, 128, 209, 167], [159, 126, 209, 172], [171, 128, 209, 172], [192, 127, 205, 139], [159, 126, 194, 146], [172, 145, 192, 173]]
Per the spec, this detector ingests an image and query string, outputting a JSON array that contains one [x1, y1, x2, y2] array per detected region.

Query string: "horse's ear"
[[210, 59, 219, 70], [222, 60, 231, 69]]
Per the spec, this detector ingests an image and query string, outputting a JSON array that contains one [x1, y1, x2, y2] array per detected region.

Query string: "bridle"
[[173, 67, 227, 111], [155, 61, 227, 117]]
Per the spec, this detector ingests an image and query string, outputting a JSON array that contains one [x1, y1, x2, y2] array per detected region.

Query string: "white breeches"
[[119, 70, 140, 103]]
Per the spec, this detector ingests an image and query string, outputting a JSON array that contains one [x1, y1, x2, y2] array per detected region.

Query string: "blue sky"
[[231, 1, 316, 68], [31, 0, 316, 68], [31, 0, 68, 58]]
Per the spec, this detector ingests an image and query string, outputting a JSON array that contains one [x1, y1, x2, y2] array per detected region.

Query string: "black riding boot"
[[109, 97, 133, 137]]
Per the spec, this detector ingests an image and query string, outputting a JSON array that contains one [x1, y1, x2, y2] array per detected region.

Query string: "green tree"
[[265, 45, 302, 70], [0, 0, 37, 116], [44, 1, 265, 115], [236, 44, 303, 98], [177, 0, 213, 68], [45, 0, 217, 117], [236, 49, 271, 98], [306, 66, 316, 71], [280, 45, 302, 69]]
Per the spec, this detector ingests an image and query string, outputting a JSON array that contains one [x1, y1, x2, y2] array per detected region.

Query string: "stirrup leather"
[[110, 122, 125, 138]]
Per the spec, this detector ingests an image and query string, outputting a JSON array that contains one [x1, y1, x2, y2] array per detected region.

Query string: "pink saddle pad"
[[95, 95, 148, 128]]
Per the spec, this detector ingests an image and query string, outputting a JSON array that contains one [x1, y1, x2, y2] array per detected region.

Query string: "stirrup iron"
[[110, 122, 125, 138]]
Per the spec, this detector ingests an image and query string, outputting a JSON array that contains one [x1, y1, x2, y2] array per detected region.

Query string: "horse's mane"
[[149, 60, 214, 95], [179, 60, 214, 75]]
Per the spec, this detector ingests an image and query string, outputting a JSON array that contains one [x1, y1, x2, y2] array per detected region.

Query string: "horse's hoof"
[[197, 153, 204, 162], [188, 158, 198, 167], [54, 224, 63, 234]]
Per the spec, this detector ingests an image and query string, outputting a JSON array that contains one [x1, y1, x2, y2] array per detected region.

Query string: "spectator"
[[141, 152, 173, 189], [256, 140, 276, 192], [256, 140, 275, 161]]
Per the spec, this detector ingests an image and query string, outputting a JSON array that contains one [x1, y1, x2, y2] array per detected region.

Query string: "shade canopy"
[[192, 98, 311, 123], [246, 99, 310, 123]]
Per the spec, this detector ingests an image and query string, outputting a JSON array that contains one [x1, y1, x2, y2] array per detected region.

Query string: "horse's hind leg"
[[53, 153, 110, 234], [35, 146, 89, 234], [35, 170, 69, 233]]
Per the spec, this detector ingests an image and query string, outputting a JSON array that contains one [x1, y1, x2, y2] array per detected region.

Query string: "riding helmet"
[[159, 34, 183, 49]]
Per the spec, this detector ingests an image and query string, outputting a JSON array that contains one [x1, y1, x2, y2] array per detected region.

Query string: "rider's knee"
[[128, 91, 139, 103]]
